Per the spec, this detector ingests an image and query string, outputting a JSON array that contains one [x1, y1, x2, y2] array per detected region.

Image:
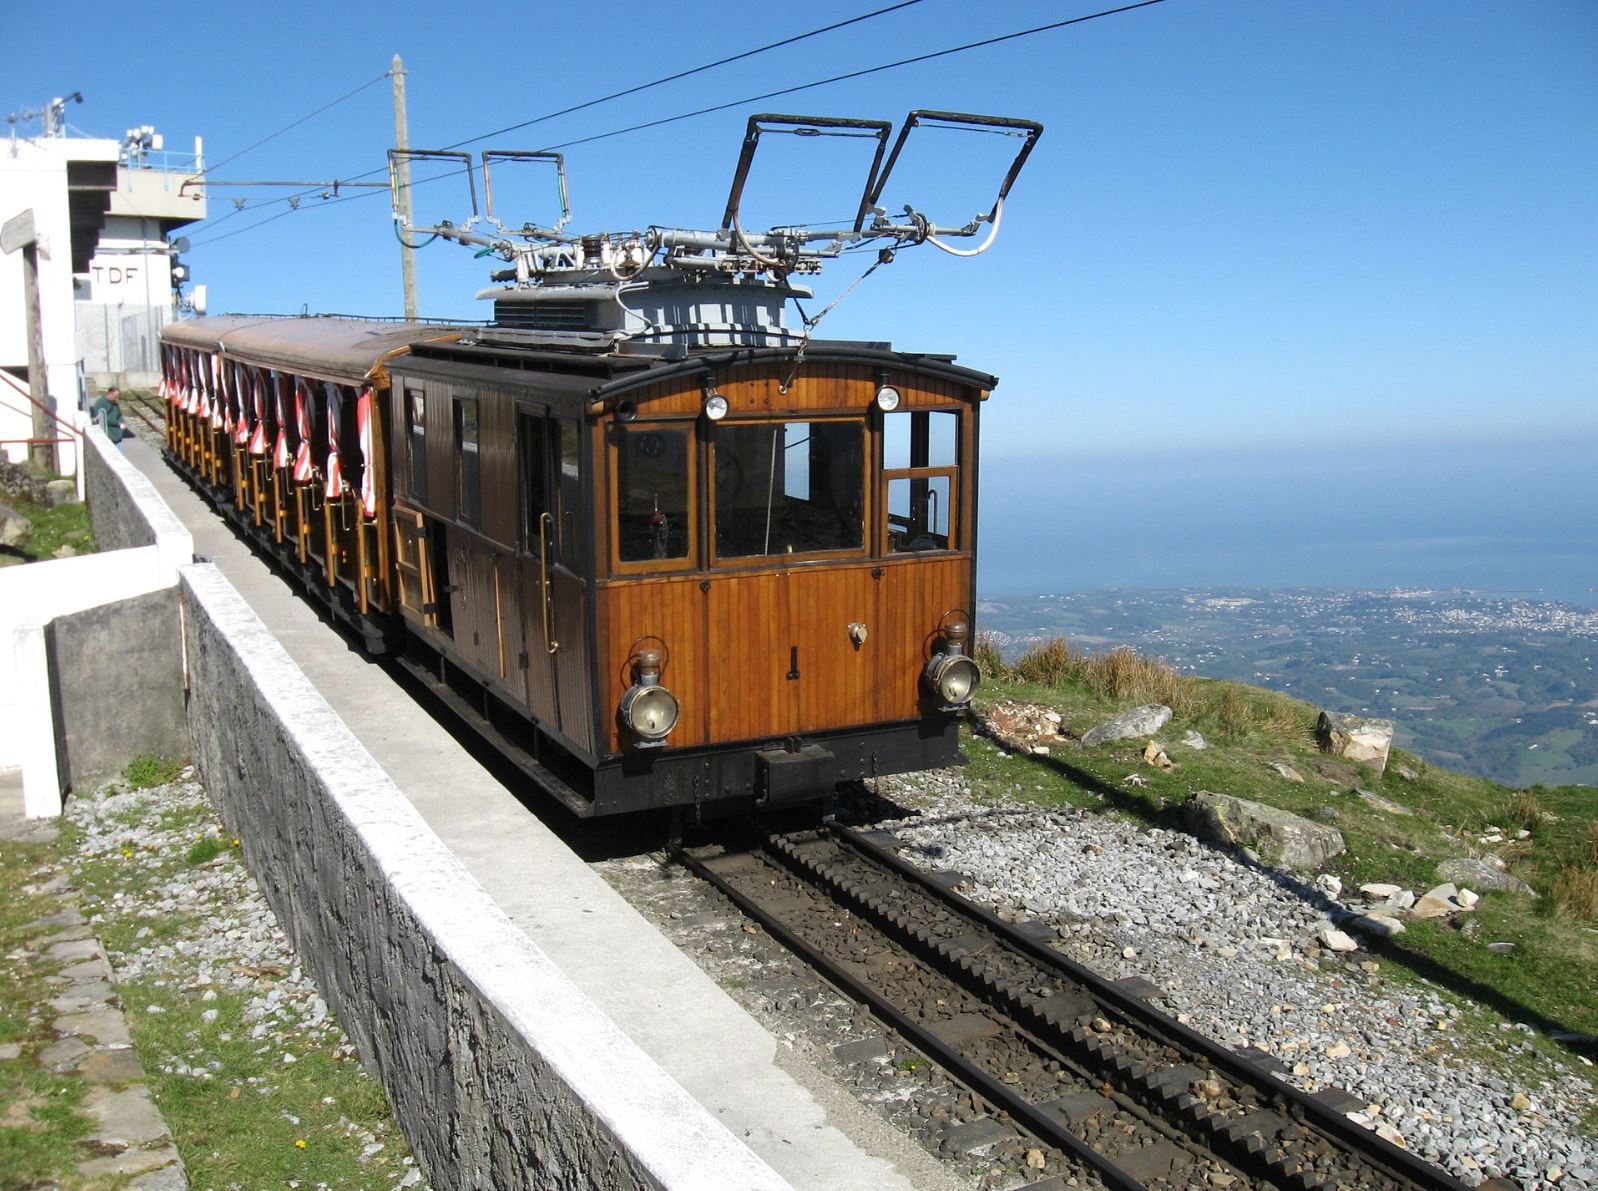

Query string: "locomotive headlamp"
[[702, 387, 729, 421], [874, 383, 901, 412], [620, 647, 680, 745], [923, 617, 981, 710]]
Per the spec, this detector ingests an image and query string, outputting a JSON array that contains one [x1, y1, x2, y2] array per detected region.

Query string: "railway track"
[[120, 388, 167, 439], [677, 823, 1496, 1191]]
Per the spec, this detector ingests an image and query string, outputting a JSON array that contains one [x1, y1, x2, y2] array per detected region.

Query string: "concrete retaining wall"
[[1, 427, 193, 812], [179, 564, 789, 1191]]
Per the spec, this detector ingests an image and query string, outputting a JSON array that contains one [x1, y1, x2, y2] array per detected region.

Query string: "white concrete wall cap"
[[85, 427, 193, 569], [178, 563, 793, 1191]]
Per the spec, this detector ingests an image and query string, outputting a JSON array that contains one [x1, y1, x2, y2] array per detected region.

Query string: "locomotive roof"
[[162, 315, 998, 393], [162, 315, 466, 384]]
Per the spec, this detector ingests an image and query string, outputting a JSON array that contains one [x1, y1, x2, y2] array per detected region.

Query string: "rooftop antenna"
[[7, 92, 84, 139]]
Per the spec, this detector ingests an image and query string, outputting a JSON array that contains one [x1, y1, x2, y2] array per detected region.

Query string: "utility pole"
[[391, 55, 418, 321]]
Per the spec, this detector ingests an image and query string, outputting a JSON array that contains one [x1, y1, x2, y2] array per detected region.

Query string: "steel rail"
[[677, 840, 1155, 1191], [828, 822, 1477, 1191]]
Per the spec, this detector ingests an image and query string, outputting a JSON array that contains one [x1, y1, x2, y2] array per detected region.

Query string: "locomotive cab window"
[[882, 409, 959, 553], [519, 412, 582, 568], [614, 423, 691, 566], [714, 419, 864, 560]]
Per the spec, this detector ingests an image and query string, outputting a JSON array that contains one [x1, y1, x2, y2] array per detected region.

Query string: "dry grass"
[[1502, 790, 1544, 834], [973, 634, 1008, 681], [1006, 635, 1328, 742], [1586, 821, 1598, 867], [1551, 864, 1598, 924]]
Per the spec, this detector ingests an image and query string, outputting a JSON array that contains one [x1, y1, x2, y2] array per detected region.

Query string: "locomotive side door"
[[516, 408, 587, 747]]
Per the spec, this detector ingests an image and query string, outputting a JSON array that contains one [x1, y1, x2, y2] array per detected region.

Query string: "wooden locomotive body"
[[160, 109, 1039, 816]]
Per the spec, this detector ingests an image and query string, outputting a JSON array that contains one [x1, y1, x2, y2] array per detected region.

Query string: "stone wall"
[[178, 564, 787, 1191]]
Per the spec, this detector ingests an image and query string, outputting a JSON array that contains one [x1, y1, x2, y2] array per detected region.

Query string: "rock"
[[1320, 927, 1359, 952], [1316, 806, 1341, 823], [1435, 858, 1537, 897], [1486, 941, 1515, 954], [1182, 791, 1346, 870], [53, 544, 78, 559], [44, 478, 77, 506], [1360, 883, 1403, 899], [1316, 711, 1395, 776], [1356, 789, 1412, 816], [1456, 888, 1480, 910], [0, 501, 31, 549], [1511, 1092, 1532, 1112], [1142, 741, 1173, 769], [1181, 729, 1207, 750], [1268, 761, 1305, 783], [1325, 1041, 1352, 1059], [1081, 704, 1172, 747], [1316, 874, 1343, 899], [1351, 913, 1406, 937], [1394, 763, 1420, 781], [1412, 883, 1462, 919]]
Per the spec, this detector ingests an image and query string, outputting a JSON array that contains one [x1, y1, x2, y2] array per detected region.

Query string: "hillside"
[[964, 635, 1598, 1055], [977, 588, 1598, 788]]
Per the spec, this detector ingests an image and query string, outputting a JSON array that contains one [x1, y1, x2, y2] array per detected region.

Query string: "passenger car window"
[[455, 396, 480, 526], [882, 409, 959, 554], [405, 388, 427, 502], [615, 425, 689, 563], [714, 420, 863, 559]]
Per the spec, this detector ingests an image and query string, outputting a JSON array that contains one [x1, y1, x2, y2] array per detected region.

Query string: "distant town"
[[977, 587, 1598, 789]]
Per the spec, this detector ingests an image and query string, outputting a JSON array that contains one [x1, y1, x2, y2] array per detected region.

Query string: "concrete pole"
[[392, 55, 418, 321]]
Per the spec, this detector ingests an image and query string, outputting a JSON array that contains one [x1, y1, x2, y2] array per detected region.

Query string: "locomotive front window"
[[714, 420, 863, 559], [883, 409, 959, 553], [615, 425, 690, 563]]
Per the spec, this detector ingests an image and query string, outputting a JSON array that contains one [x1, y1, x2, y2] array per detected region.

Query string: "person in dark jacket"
[[90, 386, 125, 445]]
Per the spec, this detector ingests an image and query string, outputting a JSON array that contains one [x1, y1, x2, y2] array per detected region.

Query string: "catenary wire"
[[189, 0, 1170, 249]]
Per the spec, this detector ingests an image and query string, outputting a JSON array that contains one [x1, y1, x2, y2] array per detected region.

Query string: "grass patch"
[[0, 839, 94, 1189], [0, 489, 94, 564], [186, 836, 225, 865], [124, 754, 185, 791]]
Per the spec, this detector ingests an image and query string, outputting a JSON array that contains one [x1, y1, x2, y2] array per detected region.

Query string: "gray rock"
[[1436, 858, 1537, 898], [1181, 730, 1207, 750], [1317, 711, 1395, 775], [44, 478, 77, 507], [1182, 790, 1346, 870], [1081, 704, 1172, 747], [1268, 761, 1306, 783], [1356, 789, 1412, 816], [0, 501, 31, 549]]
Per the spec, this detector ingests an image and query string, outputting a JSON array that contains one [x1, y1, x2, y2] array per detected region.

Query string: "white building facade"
[[1, 117, 204, 469]]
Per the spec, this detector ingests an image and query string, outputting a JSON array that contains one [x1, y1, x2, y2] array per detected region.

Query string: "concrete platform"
[[121, 436, 958, 1191]]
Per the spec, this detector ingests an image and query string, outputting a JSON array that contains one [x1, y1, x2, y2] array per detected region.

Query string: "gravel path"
[[874, 770, 1598, 1190]]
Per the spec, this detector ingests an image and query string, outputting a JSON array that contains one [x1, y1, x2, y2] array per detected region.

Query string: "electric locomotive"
[[160, 110, 1041, 817]]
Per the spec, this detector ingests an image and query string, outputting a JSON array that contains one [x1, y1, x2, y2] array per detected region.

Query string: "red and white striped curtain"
[[209, 356, 226, 431], [232, 363, 251, 446], [356, 387, 377, 518], [272, 374, 291, 469], [248, 369, 269, 455], [292, 381, 314, 482], [324, 383, 345, 501]]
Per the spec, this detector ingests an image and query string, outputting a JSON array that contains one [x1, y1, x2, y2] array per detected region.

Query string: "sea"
[[976, 439, 1598, 608]]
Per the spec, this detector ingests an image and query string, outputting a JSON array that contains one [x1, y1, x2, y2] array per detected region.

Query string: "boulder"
[[1081, 704, 1172, 747], [1181, 729, 1207, 750], [1412, 883, 1464, 918], [1359, 883, 1403, 899], [43, 479, 77, 507], [1316, 711, 1394, 775], [0, 501, 31, 550], [1435, 858, 1538, 898], [1183, 790, 1346, 870], [1319, 926, 1359, 953]]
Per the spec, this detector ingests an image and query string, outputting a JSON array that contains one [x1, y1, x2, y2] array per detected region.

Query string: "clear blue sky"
[[7, 0, 1595, 465]]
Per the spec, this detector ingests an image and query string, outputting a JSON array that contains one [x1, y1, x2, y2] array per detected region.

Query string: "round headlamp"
[[875, 384, 901, 412], [925, 653, 981, 707], [621, 683, 680, 740], [703, 391, 729, 421]]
